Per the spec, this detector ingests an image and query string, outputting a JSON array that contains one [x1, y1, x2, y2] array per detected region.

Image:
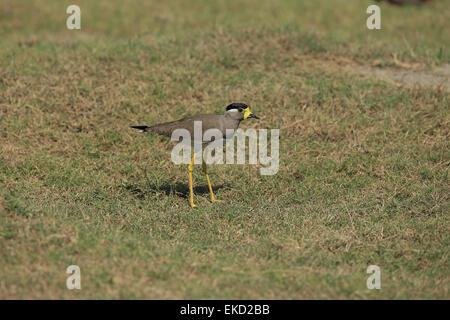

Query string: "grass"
[[0, 0, 449, 299]]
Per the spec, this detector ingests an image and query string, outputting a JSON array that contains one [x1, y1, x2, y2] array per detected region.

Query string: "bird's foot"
[[190, 202, 197, 208], [211, 198, 223, 203]]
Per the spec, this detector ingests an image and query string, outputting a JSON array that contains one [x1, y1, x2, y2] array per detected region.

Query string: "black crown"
[[226, 103, 249, 111]]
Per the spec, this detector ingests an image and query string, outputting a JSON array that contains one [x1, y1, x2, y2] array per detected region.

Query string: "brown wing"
[[147, 115, 225, 142]]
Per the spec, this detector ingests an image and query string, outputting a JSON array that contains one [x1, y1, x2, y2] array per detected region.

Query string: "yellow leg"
[[202, 161, 222, 203], [189, 153, 197, 208]]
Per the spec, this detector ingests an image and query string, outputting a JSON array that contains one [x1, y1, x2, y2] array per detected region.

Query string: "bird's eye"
[[238, 108, 243, 112]]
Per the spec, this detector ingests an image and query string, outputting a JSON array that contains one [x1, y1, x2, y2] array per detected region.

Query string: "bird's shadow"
[[122, 182, 227, 199]]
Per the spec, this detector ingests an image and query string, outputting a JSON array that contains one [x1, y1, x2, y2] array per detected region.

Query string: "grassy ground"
[[0, 0, 449, 299]]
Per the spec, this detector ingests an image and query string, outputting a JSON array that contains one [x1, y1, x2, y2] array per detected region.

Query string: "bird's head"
[[225, 103, 260, 121]]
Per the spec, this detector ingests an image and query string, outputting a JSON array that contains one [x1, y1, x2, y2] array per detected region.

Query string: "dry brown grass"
[[1, 0, 449, 299]]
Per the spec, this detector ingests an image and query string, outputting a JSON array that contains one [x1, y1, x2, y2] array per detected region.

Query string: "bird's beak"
[[244, 108, 260, 120]]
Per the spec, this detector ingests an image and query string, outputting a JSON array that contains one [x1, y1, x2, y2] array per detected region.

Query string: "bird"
[[131, 103, 260, 207]]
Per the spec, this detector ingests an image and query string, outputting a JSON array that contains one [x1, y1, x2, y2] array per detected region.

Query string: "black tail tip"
[[130, 126, 149, 132]]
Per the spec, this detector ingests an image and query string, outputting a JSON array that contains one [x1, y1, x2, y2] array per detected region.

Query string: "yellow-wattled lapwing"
[[131, 103, 260, 207]]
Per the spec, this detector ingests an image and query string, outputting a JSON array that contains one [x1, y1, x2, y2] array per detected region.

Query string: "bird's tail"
[[130, 125, 150, 132]]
